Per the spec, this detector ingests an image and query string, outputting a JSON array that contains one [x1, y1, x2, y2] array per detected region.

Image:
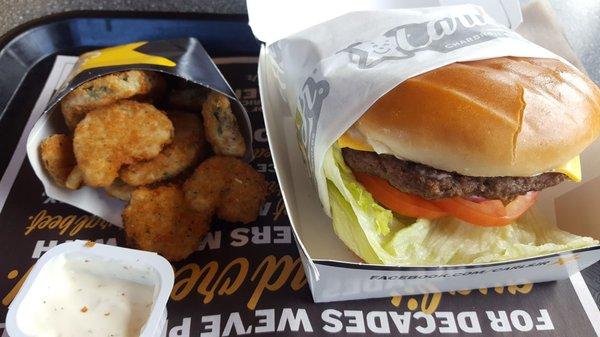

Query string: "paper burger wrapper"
[[260, 4, 575, 212], [26, 38, 253, 226]]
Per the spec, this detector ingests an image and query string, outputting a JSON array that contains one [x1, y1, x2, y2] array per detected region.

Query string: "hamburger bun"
[[352, 57, 600, 177]]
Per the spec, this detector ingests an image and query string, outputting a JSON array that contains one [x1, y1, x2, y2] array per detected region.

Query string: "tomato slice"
[[432, 192, 538, 227], [354, 172, 448, 219], [353, 171, 538, 226], [505, 192, 539, 216]]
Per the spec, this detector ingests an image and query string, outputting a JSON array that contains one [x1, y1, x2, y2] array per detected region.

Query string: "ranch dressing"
[[19, 255, 154, 337]]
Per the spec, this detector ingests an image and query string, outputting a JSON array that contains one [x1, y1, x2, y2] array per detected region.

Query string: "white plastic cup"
[[6, 240, 174, 337]]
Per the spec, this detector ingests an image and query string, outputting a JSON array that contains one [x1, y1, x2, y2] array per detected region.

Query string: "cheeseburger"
[[323, 57, 600, 265]]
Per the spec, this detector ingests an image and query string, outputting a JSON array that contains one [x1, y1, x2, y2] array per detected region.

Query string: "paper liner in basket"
[[25, 38, 253, 226]]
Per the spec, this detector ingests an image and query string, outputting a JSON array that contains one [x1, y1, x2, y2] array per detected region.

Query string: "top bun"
[[353, 57, 600, 177]]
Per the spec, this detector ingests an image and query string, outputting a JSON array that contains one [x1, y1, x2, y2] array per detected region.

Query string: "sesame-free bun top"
[[352, 57, 600, 177]]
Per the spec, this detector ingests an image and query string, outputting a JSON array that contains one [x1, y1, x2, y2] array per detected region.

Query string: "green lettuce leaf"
[[324, 146, 598, 266]]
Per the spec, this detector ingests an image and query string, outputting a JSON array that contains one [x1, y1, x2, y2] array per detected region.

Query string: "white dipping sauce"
[[19, 255, 154, 337]]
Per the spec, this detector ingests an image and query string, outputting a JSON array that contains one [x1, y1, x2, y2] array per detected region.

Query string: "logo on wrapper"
[[296, 74, 330, 173], [339, 11, 518, 69]]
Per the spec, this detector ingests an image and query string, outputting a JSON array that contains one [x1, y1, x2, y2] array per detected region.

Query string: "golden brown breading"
[[61, 70, 165, 129], [183, 156, 268, 224], [73, 100, 174, 187], [120, 111, 206, 186], [123, 185, 210, 261], [65, 166, 83, 190], [201, 92, 246, 157], [167, 86, 209, 111], [104, 179, 135, 201], [39, 134, 78, 188]]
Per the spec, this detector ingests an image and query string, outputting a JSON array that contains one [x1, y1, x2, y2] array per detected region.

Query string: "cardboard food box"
[[25, 38, 253, 226], [251, 0, 600, 302]]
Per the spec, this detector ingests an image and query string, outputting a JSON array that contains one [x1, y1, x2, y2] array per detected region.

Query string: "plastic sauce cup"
[[6, 240, 174, 337]]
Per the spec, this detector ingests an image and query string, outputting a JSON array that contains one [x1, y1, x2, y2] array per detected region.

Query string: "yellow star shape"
[[75, 41, 176, 73]]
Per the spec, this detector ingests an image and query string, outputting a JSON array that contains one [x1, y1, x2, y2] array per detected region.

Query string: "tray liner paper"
[[0, 54, 599, 336], [25, 38, 253, 226]]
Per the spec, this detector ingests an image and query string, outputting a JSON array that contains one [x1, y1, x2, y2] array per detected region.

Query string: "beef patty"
[[342, 148, 566, 201]]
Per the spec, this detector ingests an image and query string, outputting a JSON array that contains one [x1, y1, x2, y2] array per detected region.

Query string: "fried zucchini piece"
[[120, 111, 206, 186], [183, 156, 268, 224], [201, 92, 246, 157], [61, 70, 165, 129], [73, 100, 173, 187], [123, 185, 210, 261], [39, 134, 78, 188]]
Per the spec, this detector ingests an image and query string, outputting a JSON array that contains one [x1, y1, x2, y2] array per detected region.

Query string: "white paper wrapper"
[[248, 0, 523, 43], [265, 4, 569, 214]]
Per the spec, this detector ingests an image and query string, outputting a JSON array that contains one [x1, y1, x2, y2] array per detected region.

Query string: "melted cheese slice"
[[337, 133, 582, 182], [555, 156, 581, 182]]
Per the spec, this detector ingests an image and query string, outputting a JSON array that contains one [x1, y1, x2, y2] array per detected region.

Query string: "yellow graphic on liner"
[[76, 41, 176, 73], [390, 283, 533, 314]]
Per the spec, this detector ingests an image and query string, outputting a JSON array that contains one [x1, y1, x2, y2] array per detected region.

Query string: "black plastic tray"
[[0, 11, 598, 334]]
